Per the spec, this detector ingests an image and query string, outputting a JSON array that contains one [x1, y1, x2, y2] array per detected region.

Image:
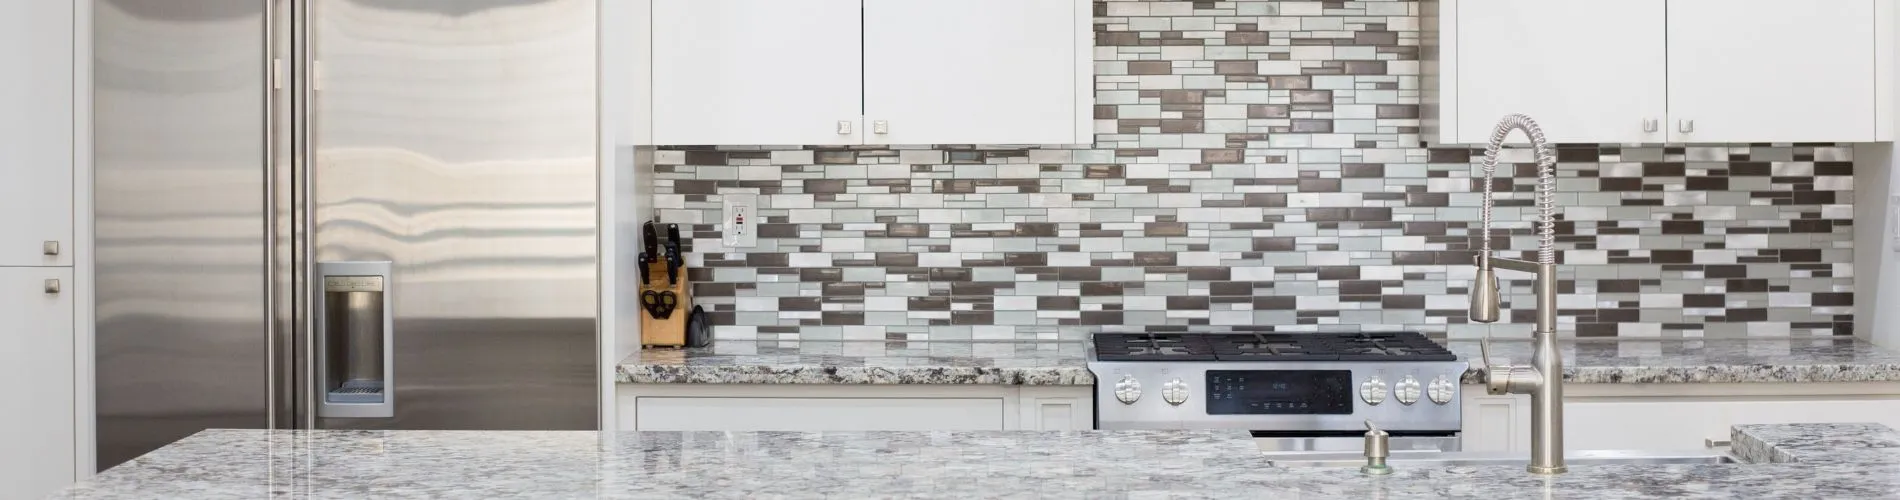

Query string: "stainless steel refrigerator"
[[93, 0, 599, 469]]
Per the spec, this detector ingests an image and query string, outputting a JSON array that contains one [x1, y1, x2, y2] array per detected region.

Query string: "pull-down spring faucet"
[[1469, 113, 1567, 475]]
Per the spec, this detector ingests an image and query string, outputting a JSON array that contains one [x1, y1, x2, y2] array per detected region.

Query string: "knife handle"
[[642, 222, 659, 255], [665, 253, 679, 285], [637, 252, 652, 285]]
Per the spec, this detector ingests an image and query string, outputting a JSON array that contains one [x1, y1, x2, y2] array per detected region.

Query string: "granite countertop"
[[56, 423, 1900, 498], [617, 339, 1093, 385], [1455, 336, 1900, 384], [621, 336, 1900, 386]]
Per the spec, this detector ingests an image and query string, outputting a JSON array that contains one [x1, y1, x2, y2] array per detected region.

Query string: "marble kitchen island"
[[53, 423, 1900, 499]]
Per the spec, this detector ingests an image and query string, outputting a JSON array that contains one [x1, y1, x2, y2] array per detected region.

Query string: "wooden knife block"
[[638, 259, 692, 348]]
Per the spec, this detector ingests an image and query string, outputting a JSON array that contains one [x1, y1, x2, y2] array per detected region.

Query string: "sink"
[[1263, 449, 1740, 468]]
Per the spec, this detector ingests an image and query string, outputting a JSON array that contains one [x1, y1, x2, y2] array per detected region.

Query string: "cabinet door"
[[862, 0, 1085, 145], [0, 1, 74, 266], [0, 268, 75, 497], [1453, 0, 1666, 144], [1564, 398, 1900, 451], [650, 0, 864, 146], [1667, 0, 1876, 143], [635, 397, 1006, 431], [1019, 387, 1093, 431]]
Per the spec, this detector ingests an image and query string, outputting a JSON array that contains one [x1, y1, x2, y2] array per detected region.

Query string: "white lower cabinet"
[[1018, 387, 1093, 431], [617, 384, 1093, 432], [0, 267, 75, 499], [638, 398, 1006, 431], [1462, 383, 1900, 453]]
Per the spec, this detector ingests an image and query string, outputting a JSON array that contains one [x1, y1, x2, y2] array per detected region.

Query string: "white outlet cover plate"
[[723, 193, 759, 248]]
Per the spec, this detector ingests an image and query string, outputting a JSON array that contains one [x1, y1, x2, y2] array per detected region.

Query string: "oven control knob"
[[1394, 376, 1422, 405], [1428, 375, 1457, 405], [1359, 377, 1388, 405], [1114, 375, 1142, 404], [1162, 378, 1190, 406]]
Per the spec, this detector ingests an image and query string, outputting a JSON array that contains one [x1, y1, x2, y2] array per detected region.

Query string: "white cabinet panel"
[[650, 0, 864, 146], [1667, 0, 1877, 143], [1020, 387, 1092, 431], [1566, 399, 1900, 451], [0, 1, 74, 266], [0, 267, 75, 498], [1460, 384, 1900, 454], [636, 397, 1006, 431], [862, 0, 1086, 145], [1453, 0, 1665, 144]]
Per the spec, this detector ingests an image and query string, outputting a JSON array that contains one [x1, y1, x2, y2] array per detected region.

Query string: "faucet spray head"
[[1470, 265, 1501, 323]]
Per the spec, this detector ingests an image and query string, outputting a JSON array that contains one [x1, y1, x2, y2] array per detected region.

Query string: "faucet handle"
[[1478, 336, 1521, 396], [1479, 336, 1494, 367]]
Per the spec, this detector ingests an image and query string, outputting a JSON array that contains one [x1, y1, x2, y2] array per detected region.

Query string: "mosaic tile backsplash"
[[654, 0, 1855, 341]]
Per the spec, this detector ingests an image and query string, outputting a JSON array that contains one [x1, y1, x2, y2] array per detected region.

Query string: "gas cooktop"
[[1091, 331, 1457, 362]]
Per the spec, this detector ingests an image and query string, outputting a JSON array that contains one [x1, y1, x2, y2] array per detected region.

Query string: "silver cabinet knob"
[[1643, 119, 1659, 133], [836, 120, 853, 135], [1678, 119, 1694, 133], [43, 279, 60, 294], [873, 120, 889, 135], [1114, 375, 1142, 405], [1161, 378, 1190, 406], [1359, 376, 1388, 405], [42, 241, 58, 256]]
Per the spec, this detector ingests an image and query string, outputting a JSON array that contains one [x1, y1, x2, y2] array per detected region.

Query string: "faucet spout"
[[1468, 113, 1566, 475], [1476, 113, 1559, 269]]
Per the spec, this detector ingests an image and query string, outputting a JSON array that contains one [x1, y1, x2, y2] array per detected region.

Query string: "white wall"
[[73, 0, 95, 479], [597, 0, 653, 436], [1857, 7, 1900, 347]]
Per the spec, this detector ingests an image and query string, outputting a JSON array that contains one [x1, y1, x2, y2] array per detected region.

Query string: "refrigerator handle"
[[314, 261, 395, 419]]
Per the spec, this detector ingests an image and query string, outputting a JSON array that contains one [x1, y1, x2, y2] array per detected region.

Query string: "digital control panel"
[[1205, 370, 1353, 415]]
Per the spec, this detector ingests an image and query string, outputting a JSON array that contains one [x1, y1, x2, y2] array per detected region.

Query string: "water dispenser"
[[316, 261, 394, 418]]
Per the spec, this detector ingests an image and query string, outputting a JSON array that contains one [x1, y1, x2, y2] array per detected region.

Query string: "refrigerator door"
[[306, 0, 598, 430], [93, 0, 273, 469]]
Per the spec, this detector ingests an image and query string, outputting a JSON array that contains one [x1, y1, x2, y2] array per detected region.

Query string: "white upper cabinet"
[[1431, 0, 1890, 145], [638, 0, 1092, 146], [1667, 0, 1877, 143], [0, 1, 74, 266], [650, 0, 864, 146], [862, 0, 1090, 145], [1450, 0, 1665, 144]]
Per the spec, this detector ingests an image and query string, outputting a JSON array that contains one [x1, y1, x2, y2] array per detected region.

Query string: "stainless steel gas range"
[[1087, 331, 1469, 452]]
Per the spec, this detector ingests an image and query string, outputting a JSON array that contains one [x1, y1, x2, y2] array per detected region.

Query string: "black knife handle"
[[642, 222, 658, 256], [666, 223, 682, 245], [637, 252, 651, 285]]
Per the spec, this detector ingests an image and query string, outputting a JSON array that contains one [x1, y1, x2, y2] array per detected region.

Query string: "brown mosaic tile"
[[658, 2, 1853, 341]]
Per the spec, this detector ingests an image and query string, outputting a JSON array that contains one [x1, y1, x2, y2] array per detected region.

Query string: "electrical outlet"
[[723, 194, 758, 248]]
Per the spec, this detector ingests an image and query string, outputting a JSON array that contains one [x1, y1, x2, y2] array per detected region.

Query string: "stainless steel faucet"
[[1468, 113, 1567, 475]]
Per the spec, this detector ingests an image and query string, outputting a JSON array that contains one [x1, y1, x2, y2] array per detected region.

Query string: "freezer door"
[[93, 0, 273, 470]]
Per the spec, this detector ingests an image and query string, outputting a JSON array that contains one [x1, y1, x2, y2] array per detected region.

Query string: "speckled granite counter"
[[618, 340, 1092, 385], [621, 337, 1900, 386], [1454, 336, 1900, 384], [55, 423, 1900, 499]]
